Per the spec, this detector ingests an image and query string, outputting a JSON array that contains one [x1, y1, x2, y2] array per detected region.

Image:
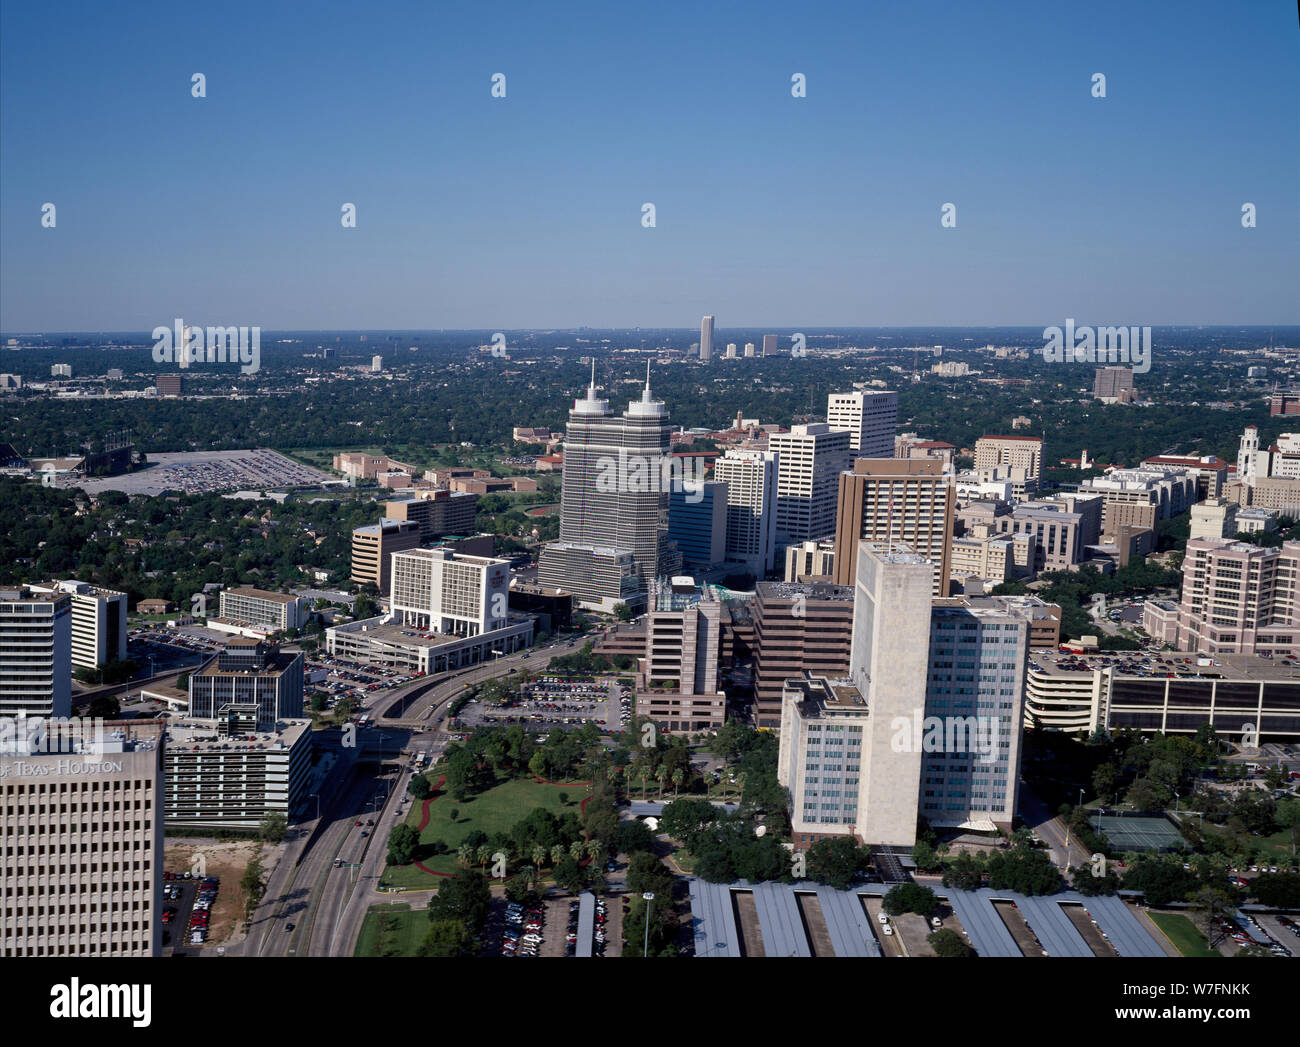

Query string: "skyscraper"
[[538, 364, 682, 610], [762, 334, 777, 358], [832, 458, 955, 595], [700, 316, 714, 363], [826, 390, 898, 456], [714, 449, 779, 575], [768, 423, 852, 550]]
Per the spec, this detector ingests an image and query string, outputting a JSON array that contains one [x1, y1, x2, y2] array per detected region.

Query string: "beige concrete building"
[[1175, 538, 1300, 656], [949, 527, 1035, 586], [351, 518, 421, 591], [1189, 498, 1240, 541], [973, 435, 1043, 481], [1, 729, 162, 957], [751, 581, 855, 729], [26, 582, 128, 671], [768, 423, 852, 549], [217, 587, 306, 632], [634, 579, 727, 733], [784, 538, 836, 582]]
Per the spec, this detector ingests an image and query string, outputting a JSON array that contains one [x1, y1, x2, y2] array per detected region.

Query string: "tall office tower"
[[751, 580, 855, 728], [725, 343, 738, 359], [973, 435, 1044, 482], [1, 728, 163, 957], [636, 579, 727, 732], [668, 479, 728, 567], [920, 597, 1027, 833], [188, 638, 304, 727], [28, 582, 127, 671], [762, 334, 777, 358], [768, 423, 852, 550], [700, 316, 714, 362], [372, 355, 383, 372], [538, 365, 682, 611], [0, 587, 71, 719], [743, 342, 756, 358], [826, 390, 898, 456], [832, 458, 954, 595], [390, 547, 511, 635], [714, 449, 779, 575], [351, 518, 421, 592], [1093, 365, 1135, 401], [386, 489, 479, 540], [155, 374, 184, 397], [778, 543, 932, 847]]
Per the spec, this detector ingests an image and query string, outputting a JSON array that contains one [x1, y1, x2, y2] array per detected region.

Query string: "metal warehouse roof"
[[751, 883, 810, 957], [575, 891, 595, 958], [815, 886, 880, 957]]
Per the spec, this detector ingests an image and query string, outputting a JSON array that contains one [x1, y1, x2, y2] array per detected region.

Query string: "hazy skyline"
[[2, 0, 1297, 331]]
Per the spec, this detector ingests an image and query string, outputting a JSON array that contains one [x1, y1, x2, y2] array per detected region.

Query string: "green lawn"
[[1148, 912, 1220, 957], [381, 775, 587, 888], [354, 904, 430, 957]]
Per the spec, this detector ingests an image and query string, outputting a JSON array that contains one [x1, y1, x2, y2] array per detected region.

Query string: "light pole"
[[309, 793, 321, 820], [642, 892, 655, 958]]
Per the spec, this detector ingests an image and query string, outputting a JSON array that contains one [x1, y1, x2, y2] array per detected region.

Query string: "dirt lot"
[[893, 912, 938, 956], [163, 839, 270, 950]]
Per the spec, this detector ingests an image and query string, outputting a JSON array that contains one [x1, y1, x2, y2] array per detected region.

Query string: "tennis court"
[[1091, 813, 1187, 852]]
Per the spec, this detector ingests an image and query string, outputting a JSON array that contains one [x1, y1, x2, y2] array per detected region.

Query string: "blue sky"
[[2, 0, 1297, 330]]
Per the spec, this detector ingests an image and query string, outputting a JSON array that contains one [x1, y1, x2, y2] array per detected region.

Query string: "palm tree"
[[639, 766, 651, 801], [531, 844, 547, 870], [657, 771, 667, 800], [585, 839, 602, 861], [733, 771, 747, 803], [551, 844, 566, 865], [671, 767, 684, 798], [456, 843, 474, 869], [476, 844, 493, 872], [570, 839, 585, 861]]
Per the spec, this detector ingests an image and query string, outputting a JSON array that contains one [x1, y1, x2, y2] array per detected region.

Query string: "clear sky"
[[1, 0, 1296, 331]]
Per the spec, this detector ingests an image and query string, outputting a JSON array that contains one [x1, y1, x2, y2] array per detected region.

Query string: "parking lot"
[[455, 676, 629, 735], [307, 654, 424, 713], [160, 870, 222, 954]]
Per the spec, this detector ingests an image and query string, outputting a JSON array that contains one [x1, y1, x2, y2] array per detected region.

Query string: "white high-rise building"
[[743, 342, 756, 358], [826, 390, 897, 457], [700, 316, 714, 363], [372, 355, 383, 372], [767, 423, 851, 550], [391, 548, 512, 635], [29, 581, 127, 671], [0, 587, 71, 719], [713, 449, 779, 575]]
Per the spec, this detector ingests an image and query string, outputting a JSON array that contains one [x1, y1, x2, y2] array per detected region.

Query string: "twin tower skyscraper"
[[537, 362, 683, 611]]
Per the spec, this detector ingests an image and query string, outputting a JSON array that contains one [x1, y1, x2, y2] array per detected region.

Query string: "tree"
[[240, 856, 265, 928], [558, 791, 569, 806], [612, 602, 633, 622], [407, 775, 432, 801], [883, 882, 938, 917], [627, 851, 674, 897], [942, 851, 985, 891], [614, 819, 655, 855], [928, 928, 974, 957], [456, 843, 474, 868], [554, 855, 587, 894], [258, 812, 287, 844], [387, 823, 419, 866], [1276, 798, 1300, 858], [427, 871, 491, 937], [1250, 872, 1300, 909], [911, 840, 939, 873], [417, 919, 474, 957], [806, 836, 868, 889]]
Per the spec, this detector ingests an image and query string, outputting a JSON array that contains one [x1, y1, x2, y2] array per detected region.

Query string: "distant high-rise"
[[156, 374, 184, 397], [826, 390, 897, 456], [743, 342, 756, 358], [700, 316, 714, 363], [762, 334, 777, 358], [1094, 366, 1135, 401], [372, 355, 383, 372], [538, 364, 682, 610], [768, 424, 852, 550], [669, 480, 728, 567]]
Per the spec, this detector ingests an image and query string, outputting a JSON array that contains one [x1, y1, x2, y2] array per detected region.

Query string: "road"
[[1017, 782, 1077, 873]]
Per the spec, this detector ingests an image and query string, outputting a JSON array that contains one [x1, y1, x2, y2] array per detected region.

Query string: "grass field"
[[1149, 912, 1220, 957], [381, 775, 586, 887], [354, 904, 430, 957]]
